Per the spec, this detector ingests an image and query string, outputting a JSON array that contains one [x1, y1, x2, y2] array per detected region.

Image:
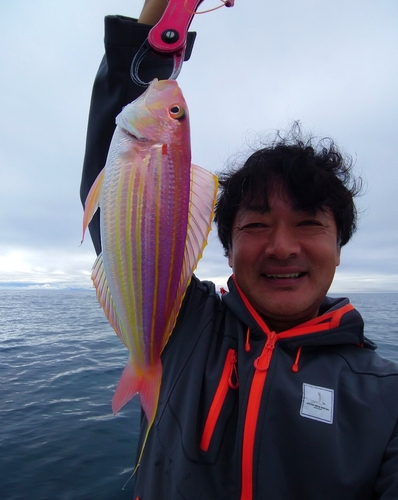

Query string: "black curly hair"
[[214, 125, 362, 255]]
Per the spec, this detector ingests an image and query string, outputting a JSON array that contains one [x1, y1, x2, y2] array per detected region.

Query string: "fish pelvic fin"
[[81, 168, 105, 243]]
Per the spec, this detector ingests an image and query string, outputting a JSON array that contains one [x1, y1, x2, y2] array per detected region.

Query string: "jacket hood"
[[222, 275, 373, 351]]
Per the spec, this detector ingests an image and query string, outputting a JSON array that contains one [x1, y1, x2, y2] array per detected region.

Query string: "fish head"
[[116, 79, 190, 146]]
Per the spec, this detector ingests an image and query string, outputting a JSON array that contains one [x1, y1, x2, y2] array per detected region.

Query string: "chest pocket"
[[157, 345, 239, 461], [200, 348, 239, 452], [155, 345, 239, 499]]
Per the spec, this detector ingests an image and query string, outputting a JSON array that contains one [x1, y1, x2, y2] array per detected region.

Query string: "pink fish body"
[[82, 79, 218, 439]]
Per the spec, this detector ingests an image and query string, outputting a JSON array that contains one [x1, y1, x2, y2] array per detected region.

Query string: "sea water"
[[0, 289, 397, 499], [0, 289, 139, 500]]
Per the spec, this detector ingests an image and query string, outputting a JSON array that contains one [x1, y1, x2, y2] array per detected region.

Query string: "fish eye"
[[169, 104, 185, 120]]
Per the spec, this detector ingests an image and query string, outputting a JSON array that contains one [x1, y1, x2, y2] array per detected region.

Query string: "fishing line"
[[184, 0, 232, 15]]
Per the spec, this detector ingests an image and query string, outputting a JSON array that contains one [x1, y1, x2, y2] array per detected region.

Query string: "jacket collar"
[[222, 275, 367, 349]]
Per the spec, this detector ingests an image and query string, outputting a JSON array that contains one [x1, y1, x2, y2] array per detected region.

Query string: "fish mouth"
[[120, 126, 147, 142]]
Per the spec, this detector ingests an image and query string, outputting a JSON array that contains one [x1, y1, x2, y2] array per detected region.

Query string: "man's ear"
[[227, 249, 233, 269], [336, 245, 341, 267]]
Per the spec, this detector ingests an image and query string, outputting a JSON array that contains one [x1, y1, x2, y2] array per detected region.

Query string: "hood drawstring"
[[245, 327, 251, 352], [291, 346, 302, 373]]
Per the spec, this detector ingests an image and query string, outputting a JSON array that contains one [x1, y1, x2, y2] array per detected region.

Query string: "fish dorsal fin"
[[82, 168, 105, 243], [185, 164, 218, 272], [163, 164, 218, 339], [91, 253, 126, 347]]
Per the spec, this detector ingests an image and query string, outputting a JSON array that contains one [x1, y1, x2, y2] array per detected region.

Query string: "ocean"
[[1, 289, 397, 499]]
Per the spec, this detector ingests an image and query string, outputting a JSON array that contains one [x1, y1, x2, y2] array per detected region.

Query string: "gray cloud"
[[0, 0, 397, 291]]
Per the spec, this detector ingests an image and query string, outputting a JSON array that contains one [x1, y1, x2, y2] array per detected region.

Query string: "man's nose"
[[264, 226, 300, 260]]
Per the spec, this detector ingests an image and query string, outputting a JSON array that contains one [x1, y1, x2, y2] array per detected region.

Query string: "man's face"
[[228, 190, 341, 332]]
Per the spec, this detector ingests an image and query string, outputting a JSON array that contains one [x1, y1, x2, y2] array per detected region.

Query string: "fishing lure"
[[131, 0, 235, 85]]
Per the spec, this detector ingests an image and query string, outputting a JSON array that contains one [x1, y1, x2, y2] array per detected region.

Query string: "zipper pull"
[[254, 331, 277, 371], [228, 350, 239, 389]]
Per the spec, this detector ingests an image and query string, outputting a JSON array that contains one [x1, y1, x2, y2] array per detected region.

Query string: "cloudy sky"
[[0, 0, 397, 292]]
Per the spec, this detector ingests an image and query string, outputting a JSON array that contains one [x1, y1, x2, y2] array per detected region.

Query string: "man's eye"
[[243, 223, 267, 229], [299, 220, 322, 227]]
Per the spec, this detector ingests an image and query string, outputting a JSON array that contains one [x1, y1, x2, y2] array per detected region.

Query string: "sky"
[[0, 0, 397, 292]]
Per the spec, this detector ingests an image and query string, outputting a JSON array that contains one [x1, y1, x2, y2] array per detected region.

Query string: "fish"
[[82, 79, 218, 455]]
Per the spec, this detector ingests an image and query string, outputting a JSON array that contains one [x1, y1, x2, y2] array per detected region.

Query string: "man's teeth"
[[265, 273, 302, 279]]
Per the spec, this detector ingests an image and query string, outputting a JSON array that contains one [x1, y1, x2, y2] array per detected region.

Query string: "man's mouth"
[[264, 273, 304, 279]]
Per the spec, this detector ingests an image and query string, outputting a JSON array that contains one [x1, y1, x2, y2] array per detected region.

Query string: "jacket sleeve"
[[374, 416, 398, 499], [80, 15, 196, 255], [374, 420, 398, 500]]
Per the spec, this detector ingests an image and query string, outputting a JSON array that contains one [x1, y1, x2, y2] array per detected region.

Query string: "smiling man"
[[81, 2, 398, 499], [215, 136, 348, 333], [228, 197, 340, 331]]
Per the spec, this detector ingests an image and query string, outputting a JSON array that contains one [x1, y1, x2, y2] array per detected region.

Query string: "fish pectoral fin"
[[112, 357, 162, 427], [92, 253, 125, 346], [82, 168, 105, 243]]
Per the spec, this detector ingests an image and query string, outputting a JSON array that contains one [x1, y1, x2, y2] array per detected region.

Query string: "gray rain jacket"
[[133, 275, 398, 499]]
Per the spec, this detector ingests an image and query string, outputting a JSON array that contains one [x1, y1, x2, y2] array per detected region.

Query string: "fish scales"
[[100, 130, 190, 353]]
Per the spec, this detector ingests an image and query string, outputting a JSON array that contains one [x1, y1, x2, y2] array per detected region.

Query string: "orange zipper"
[[240, 331, 277, 500], [200, 348, 238, 452]]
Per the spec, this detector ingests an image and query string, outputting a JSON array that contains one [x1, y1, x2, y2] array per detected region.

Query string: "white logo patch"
[[300, 383, 334, 424]]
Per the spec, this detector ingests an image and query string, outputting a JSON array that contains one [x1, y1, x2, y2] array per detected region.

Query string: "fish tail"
[[112, 357, 162, 418], [112, 357, 162, 469]]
